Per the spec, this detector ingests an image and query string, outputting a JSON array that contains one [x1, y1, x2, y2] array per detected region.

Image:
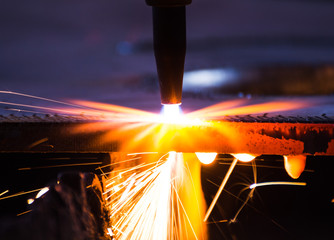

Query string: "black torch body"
[[146, 0, 191, 105]]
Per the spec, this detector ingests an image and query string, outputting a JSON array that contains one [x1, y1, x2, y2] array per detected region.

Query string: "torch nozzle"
[[151, 5, 187, 105]]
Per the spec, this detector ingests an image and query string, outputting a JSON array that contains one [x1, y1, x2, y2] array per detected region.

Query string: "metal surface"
[[0, 114, 333, 155]]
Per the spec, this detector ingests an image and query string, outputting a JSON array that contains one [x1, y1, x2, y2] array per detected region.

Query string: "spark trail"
[[104, 152, 207, 240]]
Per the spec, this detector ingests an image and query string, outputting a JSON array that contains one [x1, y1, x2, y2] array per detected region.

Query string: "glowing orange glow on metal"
[[27, 198, 34, 205], [284, 155, 306, 179], [195, 152, 217, 164], [232, 153, 256, 162]]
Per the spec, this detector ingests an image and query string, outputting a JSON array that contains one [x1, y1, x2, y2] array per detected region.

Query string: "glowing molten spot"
[[161, 104, 182, 123], [36, 187, 49, 199], [232, 153, 256, 162], [196, 152, 217, 164], [284, 155, 306, 179], [27, 199, 34, 205]]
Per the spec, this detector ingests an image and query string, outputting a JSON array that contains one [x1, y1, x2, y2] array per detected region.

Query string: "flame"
[[188, 100, 308, 119], [0, 91, 312, 154], [65, 98, 308, 153]]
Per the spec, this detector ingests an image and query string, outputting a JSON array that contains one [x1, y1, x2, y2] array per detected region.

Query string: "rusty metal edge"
[[0, 118, 333, 155]]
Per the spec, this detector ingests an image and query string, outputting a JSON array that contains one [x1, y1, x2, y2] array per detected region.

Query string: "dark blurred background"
[[1, 0, 334, 110]]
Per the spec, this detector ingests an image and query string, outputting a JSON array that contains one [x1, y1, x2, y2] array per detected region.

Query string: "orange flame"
[[64, 98, 311, 153]]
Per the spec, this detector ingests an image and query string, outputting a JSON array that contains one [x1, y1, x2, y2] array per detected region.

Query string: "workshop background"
[[1, 0, 334, 110], [1, 0, 334, 240]]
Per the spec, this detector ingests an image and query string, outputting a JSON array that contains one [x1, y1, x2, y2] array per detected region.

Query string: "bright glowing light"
[[284, 155, 306, 179], [232, 153, 256, 162], [158, 104, 207, 126], [160, 104, 182, 123], [196, 152, 217, 164], [27, 198, 34, 205], [250, 181, 306, 189], [36, 187, 49, 199]]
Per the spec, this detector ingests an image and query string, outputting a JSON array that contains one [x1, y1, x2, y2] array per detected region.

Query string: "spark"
[[0, 91, 87, 109], [206, 219, 228, 224], [36, 187, 49, 199], [231, 188, 255, 223], [27, 198, 34, 205], [17, 210, 32, 216], [204, 154, 256, 222], [204, 158, 238, 222], [206, 179, 264, 220], [206, 178, 298, 232], [0, 100, 81, 115], [0, 188, 46, 201], [105, 152, 206, 240], [0, 190, 9, 197], [18, 162, 102, 170], [96, 158, 142, 170], [250, 181, 307, 189], [28, 138, 48, 149]]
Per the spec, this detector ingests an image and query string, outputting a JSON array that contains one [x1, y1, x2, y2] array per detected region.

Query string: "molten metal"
[[195, 152, 217, 164], [283, 155, 306, 179], [232, 153, 256, 162]]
